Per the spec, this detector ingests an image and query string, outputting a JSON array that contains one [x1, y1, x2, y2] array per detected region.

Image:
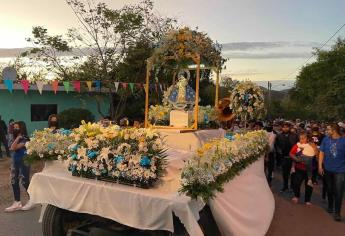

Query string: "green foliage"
[[58, 108, 95, 129], [284, 38, 345, 121], [21, 0, 177, 120], [179, 149, 264, 202]]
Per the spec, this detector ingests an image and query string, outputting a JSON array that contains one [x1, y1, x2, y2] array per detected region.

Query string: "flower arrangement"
[[148, 105, 172, 125], [25, 128, 73, 164], [196, 105, 217, 125], [230, 81, 265, 120], [180, 130, 269, 202], [149, 103, 217, 127], [67, 121, 167, 188]]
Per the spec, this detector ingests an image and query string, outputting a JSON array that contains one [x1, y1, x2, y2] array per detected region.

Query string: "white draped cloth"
[[29, 152, 205, 236], [209, 157, 275, 236], [28, 129, 274, 236]]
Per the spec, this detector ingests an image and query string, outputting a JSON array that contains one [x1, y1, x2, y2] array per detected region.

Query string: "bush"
[[58, 108, 95, 129]]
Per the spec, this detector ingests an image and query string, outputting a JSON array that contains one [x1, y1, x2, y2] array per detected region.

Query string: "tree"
[[284, 38, 345, 121], [22, 0, 177, 119]]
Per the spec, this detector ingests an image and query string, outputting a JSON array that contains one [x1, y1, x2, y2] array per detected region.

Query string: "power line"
[[283, 22, 345, 80]]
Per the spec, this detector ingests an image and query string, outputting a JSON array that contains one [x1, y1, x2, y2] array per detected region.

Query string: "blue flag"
[[95, 80, 101, 91], [4, 79, 13, 93]]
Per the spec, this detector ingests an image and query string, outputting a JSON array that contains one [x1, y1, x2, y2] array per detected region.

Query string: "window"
[[31, 104, 58, 121]]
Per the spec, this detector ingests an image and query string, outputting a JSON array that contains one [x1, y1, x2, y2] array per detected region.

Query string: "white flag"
[[114, 82, 119, 92], [36, 81, 46, 94]]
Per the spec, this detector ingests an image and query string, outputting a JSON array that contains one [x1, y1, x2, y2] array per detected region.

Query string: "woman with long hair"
[[48, 114, 59, 133], [4, 121, 32, 212]]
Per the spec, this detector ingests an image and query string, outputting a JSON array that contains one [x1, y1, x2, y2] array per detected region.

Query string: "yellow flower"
[[87, 131, 97, 137]]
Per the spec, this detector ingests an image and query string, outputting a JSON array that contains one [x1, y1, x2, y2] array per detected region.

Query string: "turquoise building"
[[0, 83, 109, 134]]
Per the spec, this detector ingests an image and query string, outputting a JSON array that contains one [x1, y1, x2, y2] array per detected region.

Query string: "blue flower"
[[71, 154, 78, 160], [47, 143, 55, 150], [214, 163, 221, 171], [114, 155, 124, 164], [70, 144, 79, 151], [204, 114, 209, 124], [70, 165, 76, 172], [58, 129, 72, 136], [244, 94, 250, 102], [140, 156, 151, 167], [225, 134, 235, 141], [87, 150, 99, 159]]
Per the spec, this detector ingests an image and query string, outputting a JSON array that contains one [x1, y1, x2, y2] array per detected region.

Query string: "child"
[[295, 133, 316, 186]]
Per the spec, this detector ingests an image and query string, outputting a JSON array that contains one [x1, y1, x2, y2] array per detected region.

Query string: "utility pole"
[[267, 81, 272, 119]]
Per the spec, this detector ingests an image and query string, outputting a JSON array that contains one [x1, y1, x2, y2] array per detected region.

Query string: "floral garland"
[[25, 128, 73, 165], [67, 121, 167, 188], [180, 130, 269, 202], [230, 81, 265, 120], [149, 27, 225, 68]]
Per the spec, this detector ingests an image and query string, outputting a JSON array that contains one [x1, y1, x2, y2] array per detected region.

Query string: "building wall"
[[0, 90, 109, 134]]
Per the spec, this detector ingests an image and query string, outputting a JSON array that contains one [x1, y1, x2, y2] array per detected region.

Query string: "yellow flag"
[[86, 81, 92, 91]]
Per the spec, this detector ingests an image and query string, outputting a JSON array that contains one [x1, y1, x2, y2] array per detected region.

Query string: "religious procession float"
[[26, 28, 274, 236]]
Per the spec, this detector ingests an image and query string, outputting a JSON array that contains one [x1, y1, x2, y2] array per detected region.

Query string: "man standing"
[[0, 115, 11, 158], [319, 124, 345, 221], [276, 122, 299, 192]]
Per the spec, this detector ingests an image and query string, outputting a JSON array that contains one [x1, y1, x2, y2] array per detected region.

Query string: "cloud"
[[222, 42, 285, 51], [225, 70, 263, 76], [223, 51, 311, 59], [221, 41, 321, 51]]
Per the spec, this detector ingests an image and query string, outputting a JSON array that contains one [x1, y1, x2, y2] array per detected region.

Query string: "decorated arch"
[[144, 27, 225, 130]]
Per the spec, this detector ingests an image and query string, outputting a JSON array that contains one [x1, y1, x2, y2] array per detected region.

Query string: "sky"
[[0, 0, 344, 90]]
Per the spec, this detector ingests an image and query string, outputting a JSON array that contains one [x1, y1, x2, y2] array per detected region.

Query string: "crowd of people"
[[259, 119, 345, 222]]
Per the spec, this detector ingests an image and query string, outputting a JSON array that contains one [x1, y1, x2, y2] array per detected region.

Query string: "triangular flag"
[[73, 81, 81, 93], [2, 67, 17, 81], [3, 79, 13, 93], [129, 83, 134, 93], [21, 80, 30, 94], [122, 83, 128, 89], [114, 82, 119, 92], [52, 80, 59, 94], [95, 80, 101, 91], [36, 81, 45, 94], [63, 81, 70, 93], [86, 81, 92, 91], [136, 83, 142, 90]]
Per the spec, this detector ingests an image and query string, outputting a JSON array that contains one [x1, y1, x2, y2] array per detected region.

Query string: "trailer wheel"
[[42, 204, 84, 236]]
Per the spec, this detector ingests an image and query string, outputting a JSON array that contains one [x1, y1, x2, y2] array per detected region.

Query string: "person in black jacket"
[[276, 122, 299, 192], [0, 115, 10, 158]]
